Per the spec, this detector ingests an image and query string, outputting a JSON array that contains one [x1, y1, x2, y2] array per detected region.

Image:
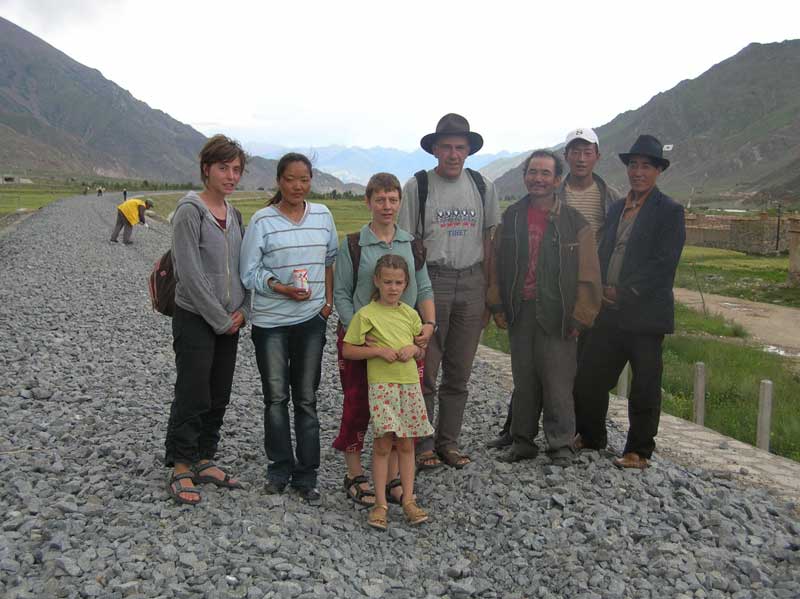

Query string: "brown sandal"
[[402, 500, 428, 525], [438, 449, 471, 469], [415, 450, 444, 471], [368, 504, 389, 530]]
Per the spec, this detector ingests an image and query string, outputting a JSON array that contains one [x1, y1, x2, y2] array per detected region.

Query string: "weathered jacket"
[[556, 172, 621, 226], [596, 186, 685, 335], [488, 195, 602, 338], [172, 192, 251, 334]]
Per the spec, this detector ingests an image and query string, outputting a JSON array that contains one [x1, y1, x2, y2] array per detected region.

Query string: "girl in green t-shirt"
[[342, 254, 434, 530]]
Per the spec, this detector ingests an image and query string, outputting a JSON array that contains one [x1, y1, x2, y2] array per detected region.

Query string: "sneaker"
[[109, 239, 118, 243]]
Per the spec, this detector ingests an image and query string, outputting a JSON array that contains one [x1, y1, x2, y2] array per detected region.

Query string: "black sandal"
[[167, 472, 202, 505], [343, 474, 375, 506], [386, 478, 403, 505]]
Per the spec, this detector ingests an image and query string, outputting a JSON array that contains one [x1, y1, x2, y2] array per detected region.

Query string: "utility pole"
[[776, 201, 783, 252]]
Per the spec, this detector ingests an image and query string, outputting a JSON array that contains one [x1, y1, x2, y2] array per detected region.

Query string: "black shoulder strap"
[[413, 170, 428, 239], [347, 232, 361, 291], [465, 168, 486, 210]]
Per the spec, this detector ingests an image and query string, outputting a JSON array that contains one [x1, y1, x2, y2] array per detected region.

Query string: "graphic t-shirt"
[[343, 301, 423, 384], [522, 203, 549, 300], [398, 169, 501, 269]]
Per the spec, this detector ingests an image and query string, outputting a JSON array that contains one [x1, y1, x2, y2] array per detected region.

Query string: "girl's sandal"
[[402, 499, 428, 525], [368, 504, 389, 531]]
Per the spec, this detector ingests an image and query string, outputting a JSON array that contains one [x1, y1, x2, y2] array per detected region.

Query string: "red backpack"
[[148, 204, 243, 316]]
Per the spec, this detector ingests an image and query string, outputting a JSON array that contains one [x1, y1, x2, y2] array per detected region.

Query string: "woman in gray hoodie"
[[164, 135, 251, 505]]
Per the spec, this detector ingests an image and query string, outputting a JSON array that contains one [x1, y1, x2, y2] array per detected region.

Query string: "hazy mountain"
[[493, 40, 800, 203], [247, 142, 516, 184], [0, 17, 361, 193]]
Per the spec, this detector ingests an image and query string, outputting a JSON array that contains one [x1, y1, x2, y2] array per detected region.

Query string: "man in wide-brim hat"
[[573, 134, 685, 470], [397, 113, 501, 470]]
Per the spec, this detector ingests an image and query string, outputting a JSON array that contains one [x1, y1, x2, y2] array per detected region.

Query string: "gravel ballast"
[[0, 195, 798, 599]]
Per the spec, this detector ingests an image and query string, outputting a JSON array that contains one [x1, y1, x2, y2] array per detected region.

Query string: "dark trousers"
[[252, 315, 327, 489], [110, 210, 133, 243], [508, 301, 577, 458], [165, 306, 239, 467], [574, 324, 664, 458]]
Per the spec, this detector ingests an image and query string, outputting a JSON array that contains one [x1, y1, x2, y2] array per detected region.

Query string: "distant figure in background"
[[574, 134, 685, 469], [109, 197, 153, 244], [123, 188, 128, 201], [97, 187, 103, 197]]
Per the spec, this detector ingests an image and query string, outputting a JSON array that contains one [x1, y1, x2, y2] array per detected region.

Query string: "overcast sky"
[[2, 0, 798, 154]]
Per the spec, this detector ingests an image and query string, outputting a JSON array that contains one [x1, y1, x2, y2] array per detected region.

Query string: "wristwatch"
[[423, 320, 438, 333]]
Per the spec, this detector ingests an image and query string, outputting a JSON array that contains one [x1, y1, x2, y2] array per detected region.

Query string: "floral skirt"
[[368, 382, 434, 439]]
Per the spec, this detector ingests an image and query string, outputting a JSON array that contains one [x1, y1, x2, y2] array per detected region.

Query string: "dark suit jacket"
[[596, 186, 685, 335]]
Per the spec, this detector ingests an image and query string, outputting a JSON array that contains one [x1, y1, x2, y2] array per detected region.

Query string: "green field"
[[676, 246, 799, 307], [0, 186, 80, 215]]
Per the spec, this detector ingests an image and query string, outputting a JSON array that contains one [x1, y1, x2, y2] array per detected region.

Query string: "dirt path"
[[674, 287, 800, 356]]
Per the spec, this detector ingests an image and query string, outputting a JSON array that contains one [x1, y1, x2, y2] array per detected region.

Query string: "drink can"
[[292, 268, 309, 291]]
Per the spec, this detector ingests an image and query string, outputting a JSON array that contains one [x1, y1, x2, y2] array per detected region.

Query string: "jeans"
[[252, 315, 327, 489], [165, 306, 239, 467]]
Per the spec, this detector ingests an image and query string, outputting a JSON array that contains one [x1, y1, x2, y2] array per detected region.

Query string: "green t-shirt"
[[343, 300, 422, 384]]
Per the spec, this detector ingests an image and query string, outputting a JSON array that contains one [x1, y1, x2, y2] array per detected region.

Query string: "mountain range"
[[490, 39, 800, 204], [246, 142, 518, 185], [0, 17, 362, 194], [2, 15, 798, 205]]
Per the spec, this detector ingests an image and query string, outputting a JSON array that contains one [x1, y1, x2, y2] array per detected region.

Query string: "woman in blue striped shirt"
[[240, 153, 338, 502]]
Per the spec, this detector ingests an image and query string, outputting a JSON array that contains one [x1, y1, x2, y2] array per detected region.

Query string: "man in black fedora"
[[573, 134, 685, 469], [398, 113, 501, 469]]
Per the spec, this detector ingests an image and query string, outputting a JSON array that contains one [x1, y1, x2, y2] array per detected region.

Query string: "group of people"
[[161, 113, 685, 532]]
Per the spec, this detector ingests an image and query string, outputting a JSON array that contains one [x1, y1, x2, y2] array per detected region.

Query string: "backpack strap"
[[413, 170, 428, 239], [232, 206, 244, 238], [465, 168, 486, 210], [347, 232, 362, 291], [411, 238, 427, 271]]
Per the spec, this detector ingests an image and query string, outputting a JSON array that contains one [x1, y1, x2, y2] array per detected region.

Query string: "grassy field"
[[676, 246, 799, 307], [0, 186, 81, 215]]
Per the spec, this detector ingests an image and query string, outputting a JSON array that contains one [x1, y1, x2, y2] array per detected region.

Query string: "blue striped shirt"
[[240, 202, 338, 328]]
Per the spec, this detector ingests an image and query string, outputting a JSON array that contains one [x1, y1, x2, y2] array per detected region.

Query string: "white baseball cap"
[[565, 128, 599, 149]]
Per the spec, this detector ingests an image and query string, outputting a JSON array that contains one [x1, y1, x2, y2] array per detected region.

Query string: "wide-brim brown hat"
[[619, 134, 670, 170], [420, 113, 484, 155]]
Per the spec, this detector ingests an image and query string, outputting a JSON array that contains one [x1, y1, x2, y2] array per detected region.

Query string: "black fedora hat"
[[619, 134, 670, 171], [420, 113, 484, 155]]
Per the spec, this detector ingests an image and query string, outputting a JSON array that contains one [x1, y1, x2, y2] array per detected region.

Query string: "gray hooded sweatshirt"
[[172, 192, 251, 334]]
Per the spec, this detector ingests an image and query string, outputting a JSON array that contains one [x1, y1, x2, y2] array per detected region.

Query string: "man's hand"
[[377, 347, 398, 363], [397, 345, 417, 362], [281, 284, 312, 302], [602, 286, 618, 304], [492, 311, 508, 330], [414, 323, 434, 349]]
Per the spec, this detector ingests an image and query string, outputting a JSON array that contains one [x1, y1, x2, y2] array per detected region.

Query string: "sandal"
[[367, 504, 389, 531], [167, 471, 202, 505], [415, 450, 444, 471], [402, 499, 428, 525], [386, 478, 402, 505], [344, 474, 376, 506], [438, 449, 471, 469], [192, 461, 244, 489]]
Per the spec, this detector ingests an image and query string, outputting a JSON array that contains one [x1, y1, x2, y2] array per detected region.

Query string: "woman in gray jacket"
[[165, 135, 251, 505]]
